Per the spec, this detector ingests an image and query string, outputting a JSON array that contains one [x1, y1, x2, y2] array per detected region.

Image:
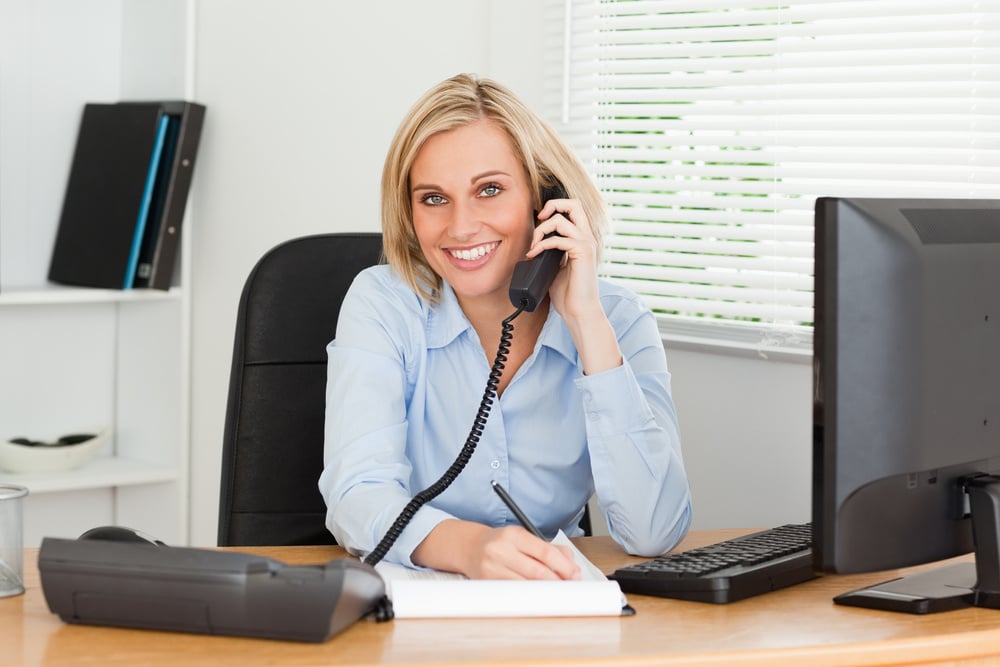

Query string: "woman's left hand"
[[527, 197, 603, 323], [527, 198, 624, 376]]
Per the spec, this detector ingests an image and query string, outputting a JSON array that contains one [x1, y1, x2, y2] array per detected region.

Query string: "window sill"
[[659, 319, 812, 364]]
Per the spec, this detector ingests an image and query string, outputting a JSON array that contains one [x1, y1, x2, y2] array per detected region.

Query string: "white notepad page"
[[373, 531, 629, 618]]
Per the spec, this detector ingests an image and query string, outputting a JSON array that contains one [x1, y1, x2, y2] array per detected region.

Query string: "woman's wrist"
[[565, 313, 623, 376]]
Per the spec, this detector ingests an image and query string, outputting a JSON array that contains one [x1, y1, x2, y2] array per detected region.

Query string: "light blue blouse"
[[320, 265, 691, 567]]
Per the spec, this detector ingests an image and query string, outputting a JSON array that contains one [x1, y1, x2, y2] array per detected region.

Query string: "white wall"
[[668, 347, 812, 530], [188, 0, 549, 545], [186, 1, 812, 546]]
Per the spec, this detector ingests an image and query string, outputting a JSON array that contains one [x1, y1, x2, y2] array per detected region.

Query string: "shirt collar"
[[426, 283, 579, 365], [425, 283, 471, 349]]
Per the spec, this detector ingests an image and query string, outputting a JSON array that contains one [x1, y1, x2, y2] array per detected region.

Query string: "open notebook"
[[373, 531, 632, 618]]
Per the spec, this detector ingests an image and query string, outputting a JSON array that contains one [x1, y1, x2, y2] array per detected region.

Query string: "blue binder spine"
[[123, 114, 170, 289]]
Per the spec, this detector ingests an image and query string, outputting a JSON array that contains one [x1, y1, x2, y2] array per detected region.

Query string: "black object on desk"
[[610, 523, 815, 604], [38, 537, 389, 642]]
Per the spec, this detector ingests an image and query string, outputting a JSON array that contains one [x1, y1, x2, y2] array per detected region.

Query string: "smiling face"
[[410, 118, 535, 311]]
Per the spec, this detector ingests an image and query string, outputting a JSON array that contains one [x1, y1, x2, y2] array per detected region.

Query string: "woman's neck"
[[458, 292, 550, 396]]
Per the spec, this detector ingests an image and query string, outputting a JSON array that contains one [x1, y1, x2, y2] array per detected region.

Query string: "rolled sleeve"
[[574, 298, 692, 557]]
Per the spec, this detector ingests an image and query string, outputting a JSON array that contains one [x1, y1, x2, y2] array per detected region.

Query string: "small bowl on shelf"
[[0, 430, 109, 474]]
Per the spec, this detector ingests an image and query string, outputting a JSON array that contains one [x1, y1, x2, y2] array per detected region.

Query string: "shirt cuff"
[[573, 362, 654, 436], [384, 503, 456, 569]]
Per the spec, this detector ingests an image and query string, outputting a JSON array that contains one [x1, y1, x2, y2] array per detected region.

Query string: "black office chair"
[[218, 231, 591, 546], [218, 232, 383, 546]]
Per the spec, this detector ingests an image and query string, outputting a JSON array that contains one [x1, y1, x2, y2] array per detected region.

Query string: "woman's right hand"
[[412, 520, 581, 580]]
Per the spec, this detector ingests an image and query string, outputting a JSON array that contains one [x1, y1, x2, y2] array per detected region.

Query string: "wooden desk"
[[3, 530, 1000, 667]]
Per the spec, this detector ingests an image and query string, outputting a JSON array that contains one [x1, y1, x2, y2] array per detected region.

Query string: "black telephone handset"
[[364, 181, 571, 568], [508, 183, 568, 312]]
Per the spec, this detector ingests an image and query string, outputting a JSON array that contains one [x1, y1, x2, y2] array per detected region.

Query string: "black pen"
[[491, 481, 546, 540]]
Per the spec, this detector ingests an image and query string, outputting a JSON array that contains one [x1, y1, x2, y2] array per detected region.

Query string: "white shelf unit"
[[0, 1, 193, 547], [0, 457, 178, 496]]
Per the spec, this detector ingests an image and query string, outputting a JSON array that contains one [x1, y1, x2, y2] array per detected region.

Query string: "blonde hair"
[[381, 73, 606, 303]]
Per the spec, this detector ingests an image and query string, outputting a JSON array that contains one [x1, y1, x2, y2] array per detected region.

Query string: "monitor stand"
[[833, 473, 1000, 614]]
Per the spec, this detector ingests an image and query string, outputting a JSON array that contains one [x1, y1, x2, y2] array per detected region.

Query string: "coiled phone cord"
[[364, 304, 526, 567]]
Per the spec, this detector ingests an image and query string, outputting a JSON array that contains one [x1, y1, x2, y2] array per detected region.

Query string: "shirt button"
[[490, 460, 501, 469]]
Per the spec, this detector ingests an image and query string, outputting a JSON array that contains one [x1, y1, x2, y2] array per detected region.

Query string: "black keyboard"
[[609, 523, 815, 604]]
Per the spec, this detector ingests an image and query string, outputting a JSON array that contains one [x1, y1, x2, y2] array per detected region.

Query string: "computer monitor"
[[812, 196, 1000, 614]]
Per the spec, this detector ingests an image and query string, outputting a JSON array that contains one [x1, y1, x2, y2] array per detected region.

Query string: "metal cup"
[[0, 484, 29, 597]]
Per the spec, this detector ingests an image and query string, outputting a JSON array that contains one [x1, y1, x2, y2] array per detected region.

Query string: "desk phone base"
[[37, 537, 387, 642]]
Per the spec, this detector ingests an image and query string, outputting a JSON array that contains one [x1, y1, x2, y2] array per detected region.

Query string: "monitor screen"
[[812, 196, 1000, 614]]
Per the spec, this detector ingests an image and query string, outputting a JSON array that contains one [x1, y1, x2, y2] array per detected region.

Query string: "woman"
[[320, 73, 691, 580]]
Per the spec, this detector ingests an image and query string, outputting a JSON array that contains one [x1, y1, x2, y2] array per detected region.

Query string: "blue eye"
[[421, 194, 447, 206], [480, 183, 502, 198]]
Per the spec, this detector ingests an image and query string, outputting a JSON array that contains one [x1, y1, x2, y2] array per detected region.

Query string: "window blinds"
[[543, 0, 1000, 352]]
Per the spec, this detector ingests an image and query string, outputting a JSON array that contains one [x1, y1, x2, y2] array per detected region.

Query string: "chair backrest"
[[218, 233, 383, 546]]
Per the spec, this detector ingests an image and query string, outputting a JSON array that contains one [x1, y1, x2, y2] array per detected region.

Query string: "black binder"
[[48, 101, 205, 290], [133, 101, 205, 290]]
